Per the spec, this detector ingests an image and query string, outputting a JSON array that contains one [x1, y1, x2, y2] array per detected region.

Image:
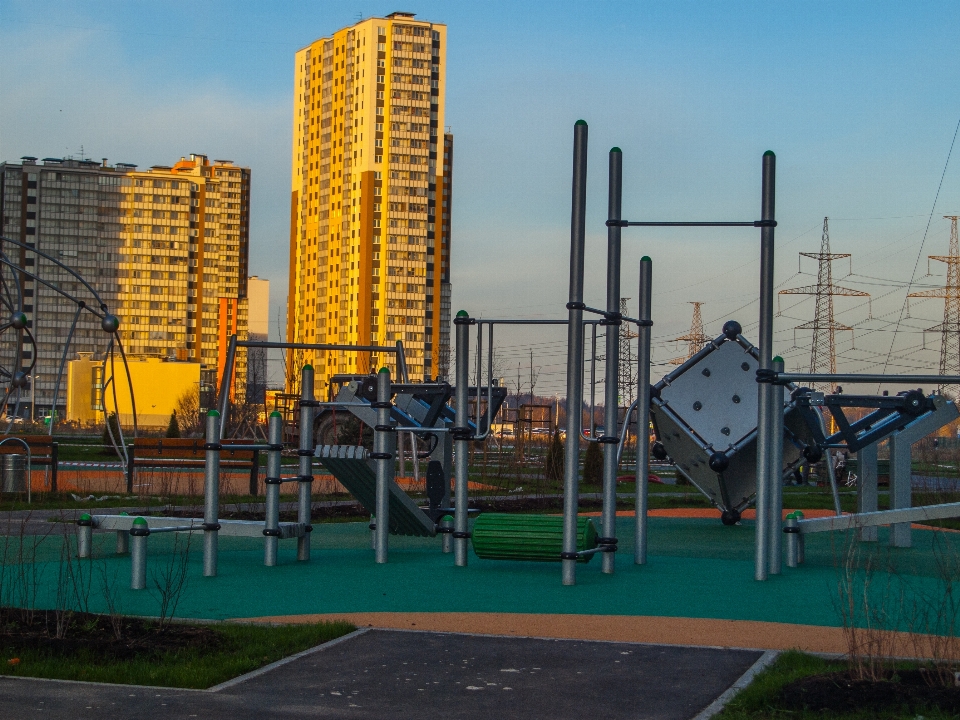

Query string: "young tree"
[[544, 429, 564, 483], [583, 439, 603, 485], [165, 410, 181, 438], [174, 387, 202, 437]]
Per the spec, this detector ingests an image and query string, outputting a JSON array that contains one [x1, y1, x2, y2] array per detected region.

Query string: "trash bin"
[[1, 454, 26, 493]]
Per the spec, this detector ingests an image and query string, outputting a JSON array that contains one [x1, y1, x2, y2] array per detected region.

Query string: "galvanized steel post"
[[203, 409, 221, 577], [754, 151, 776, 581], [453, 310, 471, 567], [116, 529, 129, 555], [768, 356, 785, 575], [562, 120, 588, 586], [374, 367, 393, 563], [600, 147, 623, 574], [857, 442, 879, 542], [784, 513, 800, 568], [264, 411, 283, 566], [130, 516, 149, 590], [635, 257, 653, 565], [297, 365, 315, 562], [77, 513, 93, 558]]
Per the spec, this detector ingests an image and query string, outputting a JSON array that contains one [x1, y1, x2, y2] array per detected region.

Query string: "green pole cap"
[[610, 146, 622, 153], [575, 119, 587, 126], [764, 150, 776, 158], [641, 255, 652, 262], [269, 410, 282, 418], [456, 310, 469, 317], [794, 510, 804, 519], [120, 511, 129, 516], [79, 513, 91, 522], [773, 356, 784, 363], [207, 409, 220, 417], [441, 515, 454, 523], [378, 367, 390, 374], [303, 364, 313, 370], [132, 517, 147, 527]]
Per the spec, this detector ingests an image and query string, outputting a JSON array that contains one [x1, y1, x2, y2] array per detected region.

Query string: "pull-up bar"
[[561, 120, 778, 586]]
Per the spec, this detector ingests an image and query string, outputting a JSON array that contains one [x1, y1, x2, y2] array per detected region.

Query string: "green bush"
[[165, 411, 181, 438], [583, 440, 602, 485], [544, 429, 564, 483]]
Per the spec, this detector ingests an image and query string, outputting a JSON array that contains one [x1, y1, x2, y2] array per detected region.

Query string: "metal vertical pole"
[[768, 357, 785, 575], [202, 410, 220, 577], [129, 517, 148, 590], [264, 411, 282, 566], [77, 514, 93, 558], [562, 120, 588, 586], [297, 365, 314, 562], [635, 257, 653, 564], [373, 367, 393, 563], [889, 430, 912, 548], [857, 442, 879, 542], [754, 150, 776, 582], [453, 311, 471, 567], [600, 147, 622, 574], [217, 335, 238, 440]]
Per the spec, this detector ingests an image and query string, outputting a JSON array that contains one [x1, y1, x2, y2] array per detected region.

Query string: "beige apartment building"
[[0, 154, 251, 418], [288, 11, 452, 394]]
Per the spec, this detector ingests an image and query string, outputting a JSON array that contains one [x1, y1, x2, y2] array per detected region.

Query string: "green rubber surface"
[[9, 517, 960, 630]]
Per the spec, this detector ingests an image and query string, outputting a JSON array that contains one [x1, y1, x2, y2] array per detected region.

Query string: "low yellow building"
[[67, 355, 200, 428]]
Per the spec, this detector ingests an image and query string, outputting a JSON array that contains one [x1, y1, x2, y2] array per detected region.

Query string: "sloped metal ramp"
[[316, 445, 436, 537]]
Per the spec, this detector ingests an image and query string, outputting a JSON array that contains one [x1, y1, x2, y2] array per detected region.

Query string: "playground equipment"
[[77, 367, 317, 586], [649, 326, 819, 526], [66, 120, 960, 590], [0, 234, 135, 462], [555, 122, 780, 586]]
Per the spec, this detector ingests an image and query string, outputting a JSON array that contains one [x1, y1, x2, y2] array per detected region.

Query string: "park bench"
[[124, 437, 260, 495], [0, 435, 59, 491]]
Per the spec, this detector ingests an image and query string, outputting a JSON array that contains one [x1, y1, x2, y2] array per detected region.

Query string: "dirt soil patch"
[[0, 609, 220, 662], [781, 670, 960, 714]]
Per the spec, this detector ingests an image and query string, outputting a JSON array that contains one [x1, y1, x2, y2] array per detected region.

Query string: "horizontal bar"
[[776, 373, 960, 385], [91, 515, 308, 538], [145, 525, 200, 534], [238, 341, 399, 353], [475, 319, 601, 326], [220, 443, 275, 451], [611, 220, 775, 228], [797, 502, 960, 534]]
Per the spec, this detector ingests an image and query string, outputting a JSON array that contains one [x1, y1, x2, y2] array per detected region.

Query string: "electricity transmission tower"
[[618, 297, 638, 405], [908, 215, 960, 399], [669, 302, 708, 365], [779, 217, 869, 392]]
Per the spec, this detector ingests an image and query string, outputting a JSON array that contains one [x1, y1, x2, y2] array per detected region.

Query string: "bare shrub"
[[834, 529, 904, 681], [148, 529, 193, 631]]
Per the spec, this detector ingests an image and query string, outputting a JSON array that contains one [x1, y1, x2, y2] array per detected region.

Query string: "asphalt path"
[[0, 628, 762, 720]]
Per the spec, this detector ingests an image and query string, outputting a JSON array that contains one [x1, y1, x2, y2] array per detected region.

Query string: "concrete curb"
[[690, 649, 779, 720], [206, 627, 370, 692]]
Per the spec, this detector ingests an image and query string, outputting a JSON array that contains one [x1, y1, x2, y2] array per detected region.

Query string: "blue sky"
[[2, 1, 959, 393]]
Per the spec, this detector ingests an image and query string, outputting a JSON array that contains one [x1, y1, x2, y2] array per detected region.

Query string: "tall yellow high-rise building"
[[0, 154, 251, 417], [288, 11, 452, 395]]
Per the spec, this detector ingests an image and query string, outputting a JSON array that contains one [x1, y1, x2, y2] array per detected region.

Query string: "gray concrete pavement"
[[0, 628, 761, 720]]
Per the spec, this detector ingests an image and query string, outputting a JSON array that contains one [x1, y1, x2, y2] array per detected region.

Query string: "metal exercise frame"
[[560, 122, 778, 585], [215, 336, 410, 440], [448, 315, 605, 569], [77, 372, 311, 587], [758, 370, 960, 566], [0, 233, 136, 463]]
